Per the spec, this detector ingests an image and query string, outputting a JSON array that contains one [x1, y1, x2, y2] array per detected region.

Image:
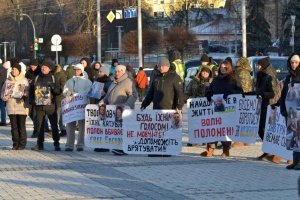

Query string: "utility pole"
[[116, 26, 123, 54], [97, 0, 101, 62], [138, 0, 142, 67], [242, 0, 247, 57]]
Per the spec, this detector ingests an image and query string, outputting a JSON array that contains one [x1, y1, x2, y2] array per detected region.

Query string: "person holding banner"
[[63, 64, 92, 152], [244, 58, 275, 161], [99, 64, 138, 155], [184, 66, 213, 146], [141, 57, 184, 157], [1, 63, 29, 150], [281, 53, 300, 169], [203, 60, 243, 157]]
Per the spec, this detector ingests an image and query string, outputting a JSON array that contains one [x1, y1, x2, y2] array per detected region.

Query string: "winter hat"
[[258, 57, 270, 69], [12, 62, 21, 73], [115, 65, 126, 72], [99, 65, 110, 77], [201, 54, 210, 62], [201, 66, 211, 74], [74, 63, 84, 73], [158, 57, 170, 67], [225, 57, 233, 65], [291, 55, 300, 62], [112, 58, 118, 66], [30, 58, 39, 66], [41, 57, 55, 71]]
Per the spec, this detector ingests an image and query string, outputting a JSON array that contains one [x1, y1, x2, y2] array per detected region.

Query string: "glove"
[[271, 104, 276, 109], [205, 91, 213, 102], [223, 93, 229, 100], [291, 82, 294, 87], [281, 111, 288, 117]]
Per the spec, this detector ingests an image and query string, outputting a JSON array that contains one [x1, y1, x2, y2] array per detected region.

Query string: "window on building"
[[153, 0, 158, 4], [154, 12, 158, 17], [159, 11, 164, 18], [160, 0, 164, 4]]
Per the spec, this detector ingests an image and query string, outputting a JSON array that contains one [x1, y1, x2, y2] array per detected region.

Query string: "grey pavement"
[[0, 102, 299, 200]]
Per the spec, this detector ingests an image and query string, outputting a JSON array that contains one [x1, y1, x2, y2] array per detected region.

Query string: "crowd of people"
[[0, 51, 299, 170]]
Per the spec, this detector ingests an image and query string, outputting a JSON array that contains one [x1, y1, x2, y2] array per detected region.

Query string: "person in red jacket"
[[135, 67, 148, 101]]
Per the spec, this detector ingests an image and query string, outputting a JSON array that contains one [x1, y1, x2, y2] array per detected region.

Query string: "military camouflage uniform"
[[235, 57, 253, 93], [184, 66, 213, 102]]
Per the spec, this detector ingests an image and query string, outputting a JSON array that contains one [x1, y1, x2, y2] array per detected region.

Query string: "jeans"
[[0, 99, 6, 124]]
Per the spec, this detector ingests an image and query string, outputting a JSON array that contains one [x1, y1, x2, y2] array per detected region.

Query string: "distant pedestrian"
[[135, 67, 148, 102]]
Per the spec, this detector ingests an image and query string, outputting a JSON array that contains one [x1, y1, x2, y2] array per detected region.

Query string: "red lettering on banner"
[[201, 117, 222, 126]]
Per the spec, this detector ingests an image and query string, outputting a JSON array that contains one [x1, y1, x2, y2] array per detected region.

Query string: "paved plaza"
[[0, 102, 299, 200]]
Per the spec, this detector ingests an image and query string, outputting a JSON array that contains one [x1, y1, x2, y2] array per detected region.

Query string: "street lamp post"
[[2, 42, 10, 62], [20, 13, 37, 59], [291, 15, 296, 53]]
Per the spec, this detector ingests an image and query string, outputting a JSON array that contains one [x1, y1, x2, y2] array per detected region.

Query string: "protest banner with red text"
[[84, 104, 129, 150], [122, 109, 182, 155]]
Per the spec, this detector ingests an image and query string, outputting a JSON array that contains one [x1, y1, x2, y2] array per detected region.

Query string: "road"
[[0, 101, 298, 200]]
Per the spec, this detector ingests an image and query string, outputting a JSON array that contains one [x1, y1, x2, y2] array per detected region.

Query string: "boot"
[[221, 146, 230, 157], [232, 142, 245, 147], [257, 153, 268, 160], [266, 155, 281, 164], [287, 152, 300, 170], [200, 147, 214, 157]]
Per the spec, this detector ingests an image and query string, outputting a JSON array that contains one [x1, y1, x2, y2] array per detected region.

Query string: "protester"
[[198, 54, 218, 77], [1, 63, 29, 150], [232, 57, 253, 147], [110, 58, 118, 76], [254, 57, 283, 164], [168, 50, 185, 82], [126, 62, 136, 82], [99, 64, 138, 155], [30, 57, 61, 151], [94, 64, 113, 153], [53, 64, 67, 137], [203, 60, 243, 157], [280, 53, 300, 169], [63, 63, 92, 152], [141, 57, 184, 157], [135, 67, 148, 102], [244, 57, 275, 161], [184, 66, 213, 146], [80, 57, 94, 82]]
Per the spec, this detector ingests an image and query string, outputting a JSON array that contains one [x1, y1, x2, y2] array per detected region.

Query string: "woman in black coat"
[[202, 60, 243, 157]]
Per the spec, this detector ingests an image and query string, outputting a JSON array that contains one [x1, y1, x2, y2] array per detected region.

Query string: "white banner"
[[122, 109, 182, 155], [187, 94, 260, 144], [61, 92, 88, 124], [262, 106, 292, 160], [84, 104, 129, 150]]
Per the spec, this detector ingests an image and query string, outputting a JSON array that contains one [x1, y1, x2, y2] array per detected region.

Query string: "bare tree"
[[164, 26, 197, 61]]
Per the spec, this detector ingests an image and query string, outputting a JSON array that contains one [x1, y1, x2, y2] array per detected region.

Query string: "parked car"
[[248, 56, 288, 81]]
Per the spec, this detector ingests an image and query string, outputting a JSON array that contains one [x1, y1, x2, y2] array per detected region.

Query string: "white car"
[[184, 67, 198, 91]]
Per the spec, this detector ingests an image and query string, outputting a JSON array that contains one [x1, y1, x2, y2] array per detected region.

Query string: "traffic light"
[[34, 38, 38, 51], [29, 45, 33, 52]]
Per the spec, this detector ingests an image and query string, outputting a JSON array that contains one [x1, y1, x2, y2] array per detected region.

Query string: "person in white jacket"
[[63, 64, 92, 151], [1, 63, 29, 150]]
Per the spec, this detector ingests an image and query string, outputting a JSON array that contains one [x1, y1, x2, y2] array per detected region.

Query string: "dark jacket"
[[207, 74, 243, 95], [280, 53, 300, 117], [0, 64, 8, 93], [30, 72, 61, 111], [90, 63, 100, 83], [142, 67, 184, 110], [247, 71, 274, 127], [26, 67, 41, 104], [65, 64, 74, 80], [96, 76, 113, 101], [53, 64, 67, 107]]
